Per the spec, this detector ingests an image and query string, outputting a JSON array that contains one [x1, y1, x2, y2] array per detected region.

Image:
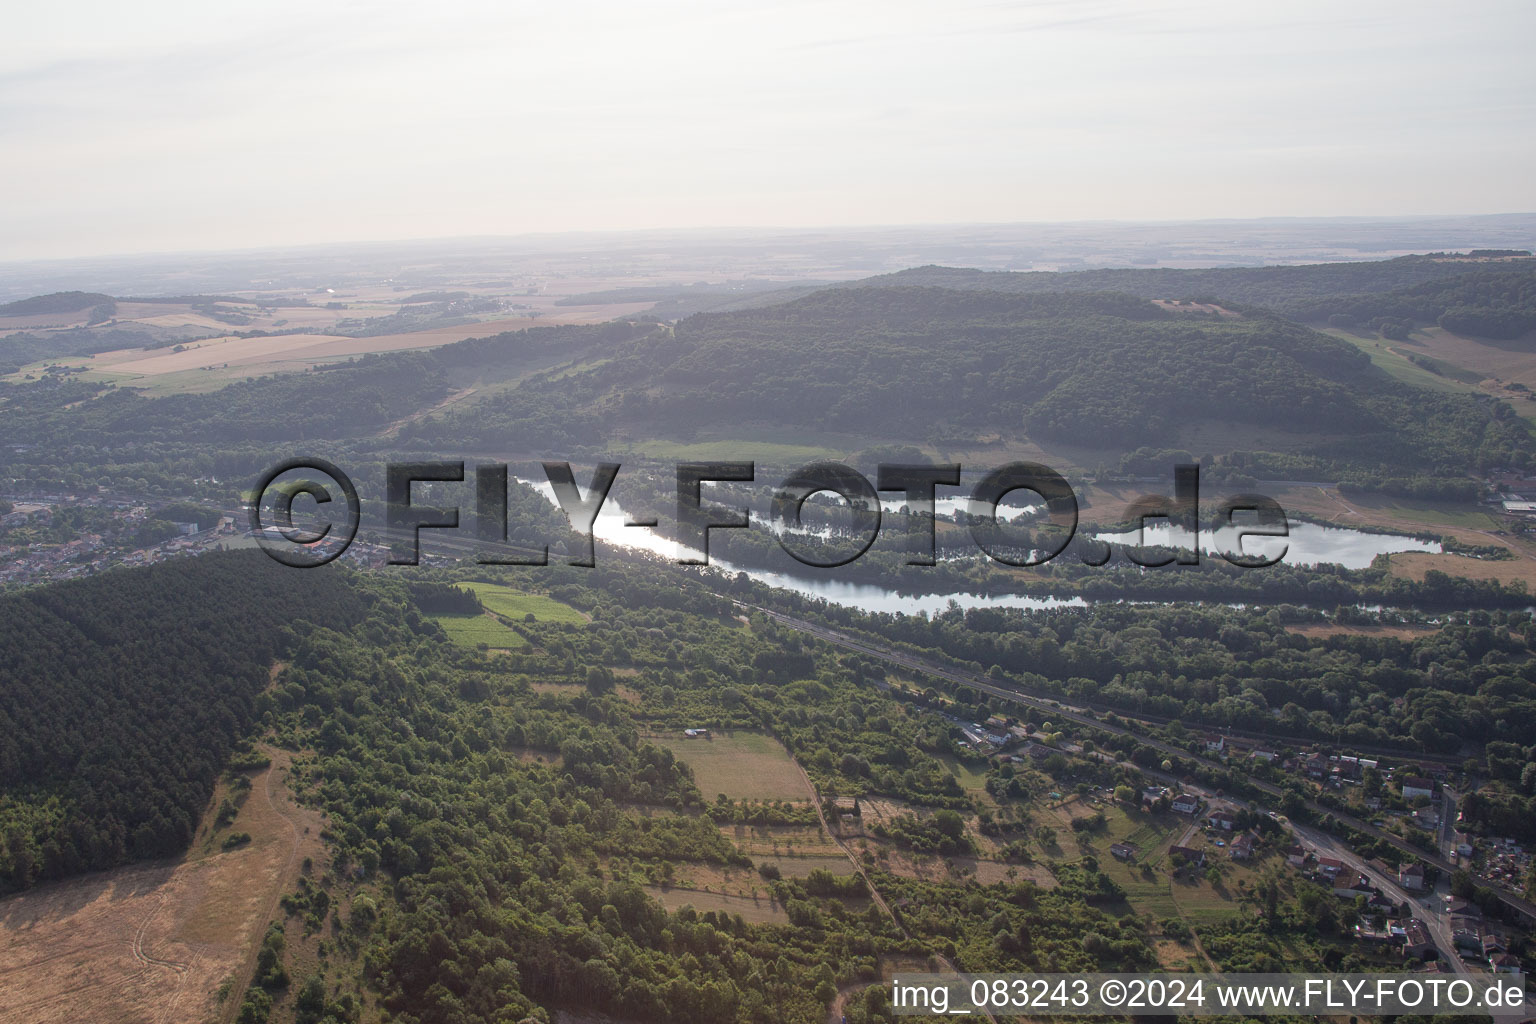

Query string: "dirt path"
[[216, 747, 306, 1024], [0, 732, 320, 1024], [793, 763, 997, 1024], [795, 764, 903, 934], [1471, 527, 1536, 562], [383, 385, 477, 437], [131, 894, 189, 974], [827, 980, 865, 1024], [1183, 919, 1218, 971]]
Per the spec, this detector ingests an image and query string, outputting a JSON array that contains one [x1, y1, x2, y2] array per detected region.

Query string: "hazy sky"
[[3, 0, 1532, 260]]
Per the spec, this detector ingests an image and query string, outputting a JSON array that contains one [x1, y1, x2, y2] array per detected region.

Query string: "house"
[[1334, 874, 1375, 898], [1110, 842, 1137, 861], [1169, 845, 1206, 868], [1453, 832, 1474, 857], [1304, 754, 1329, 779], [1286, 845, 1307, 868], [1482, 933, 1506, 957], [1251, 749, 1278, 763], [1445, 898, 1481, 919], [1401, 776, 1435, 801], [1230, 832, 1257, 860], [1204, 734, 1226, 753], [1172, 794, 1200, 815], [1492, 953, 1521, 975], [1399, 862, 1426, 891], [1355, 923, 1398, 945], [1317, 857, 1345, 878], [1366, 892, 1396, 913], [1207, 809, 1236, 831], [985, 715, 1008, 730], [1402, 920, 1437, 960], [1454, 925, 1484, 952]]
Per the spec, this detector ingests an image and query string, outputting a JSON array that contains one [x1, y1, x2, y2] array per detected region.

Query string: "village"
[[0, 486, 398, 586], [950, 708, 1535, 975]]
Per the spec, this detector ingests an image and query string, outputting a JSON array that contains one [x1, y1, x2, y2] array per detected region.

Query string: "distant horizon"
[[3, 210, 1534, 269], [6, 1, 1531, 261]]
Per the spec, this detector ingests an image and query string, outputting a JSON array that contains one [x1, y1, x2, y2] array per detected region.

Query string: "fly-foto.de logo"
[[248, 459, 1288, 570]]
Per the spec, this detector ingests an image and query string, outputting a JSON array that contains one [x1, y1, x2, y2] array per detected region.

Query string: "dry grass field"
[[1388, 550, 1536, 585], [642, 885, 790, 924], [0, 747, 323, 1024], [654, 732, 808, 803]]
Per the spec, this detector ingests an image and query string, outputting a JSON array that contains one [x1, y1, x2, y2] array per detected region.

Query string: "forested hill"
[[857, 253, 1533, 309], [0, 291, 114, 316], [0, 320, 649, 450], [1282, 267, 1536, 339], [437, 285, 1534, 479], [0, 551, 365, 893]]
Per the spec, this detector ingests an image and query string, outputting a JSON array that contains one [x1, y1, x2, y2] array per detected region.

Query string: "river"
[[517, 479, 1448, 616]]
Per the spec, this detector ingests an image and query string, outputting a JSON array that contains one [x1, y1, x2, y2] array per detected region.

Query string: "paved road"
[[1292, 821, 1470, 975], [738, 600, 1536, 928], [1441, 787, 1461, 862]]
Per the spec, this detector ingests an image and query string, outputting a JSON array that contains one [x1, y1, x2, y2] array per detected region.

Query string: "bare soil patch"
[[0, 748, 322, 1024]]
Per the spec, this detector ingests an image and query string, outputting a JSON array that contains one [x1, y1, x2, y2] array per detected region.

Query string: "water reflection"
[[518, 479, 1442, 613], [1092, 521, 1440, 570]]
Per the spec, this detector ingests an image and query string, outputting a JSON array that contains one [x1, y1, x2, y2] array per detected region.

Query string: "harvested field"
[[0, 749, 322, 1024]]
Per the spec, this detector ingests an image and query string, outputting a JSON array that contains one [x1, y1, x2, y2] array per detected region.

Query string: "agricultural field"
[[643, 885, 790, 925], [938, 757, 992, 800], [1321, 326, 1479, 394], [0, 749, 322, 1024], [431, 611, 528, 649], [461, 582, 587, 624], [0, 285, 656, 395], [722, 823, 849, 878], [655, 732, 809, 803]]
